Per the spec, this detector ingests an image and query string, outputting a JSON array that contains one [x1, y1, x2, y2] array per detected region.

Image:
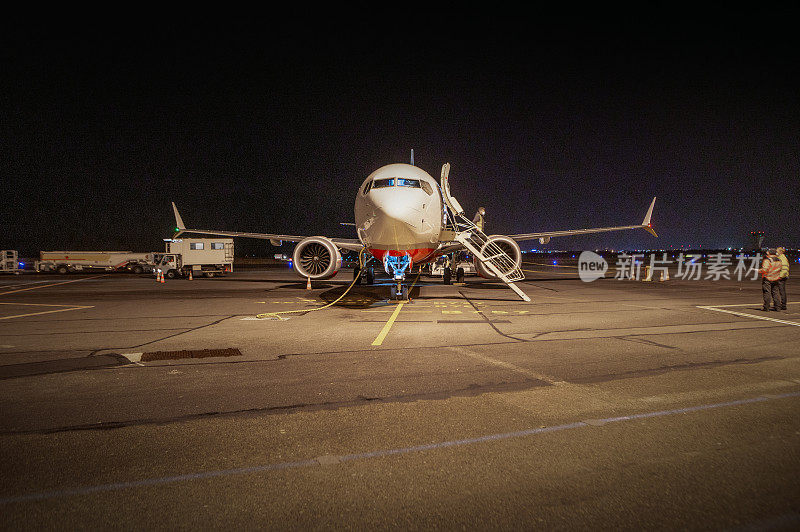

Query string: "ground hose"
[[256, 248, 368, 320]]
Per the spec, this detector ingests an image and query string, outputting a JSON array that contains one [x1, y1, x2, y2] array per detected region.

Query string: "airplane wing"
[[170, 202, 364, 251], [508, 197, 658, 242]]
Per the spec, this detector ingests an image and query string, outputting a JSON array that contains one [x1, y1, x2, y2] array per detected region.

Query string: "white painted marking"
[[0, 274, 107, 296], [0, 280, 53, 287], [0, 306, 94, 321], [451, 346, 566, 385], [697, 306, 800, 327], [703, 302, 799, 308], [120, 353, 143, 362], [0, 302, 90, 307]]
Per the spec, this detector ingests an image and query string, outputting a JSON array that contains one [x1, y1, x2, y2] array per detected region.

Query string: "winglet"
[[642, 197, 657, 237], [171, 202, 186, 231]]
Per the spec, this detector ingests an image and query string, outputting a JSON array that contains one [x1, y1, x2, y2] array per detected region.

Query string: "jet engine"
[[292, 237, 342, 279], [474, 235, 522, 279]]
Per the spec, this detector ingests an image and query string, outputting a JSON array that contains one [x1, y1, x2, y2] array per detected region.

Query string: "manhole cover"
[[140, 348, 242, 362]]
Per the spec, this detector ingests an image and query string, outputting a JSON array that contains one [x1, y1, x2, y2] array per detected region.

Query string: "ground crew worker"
[[759, 249, 782, 311], [776, 247, 789, 311]]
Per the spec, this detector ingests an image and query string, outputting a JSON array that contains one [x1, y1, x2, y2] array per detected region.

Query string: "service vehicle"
[[155, 238, 234, 278], [430, 256, 477, 283], [36, 251, 156, 274], [0, 250, 21, 274]]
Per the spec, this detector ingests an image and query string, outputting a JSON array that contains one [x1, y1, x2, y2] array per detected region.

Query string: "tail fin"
[[171, 202, 186, 234], [641, 197, 657, 237]]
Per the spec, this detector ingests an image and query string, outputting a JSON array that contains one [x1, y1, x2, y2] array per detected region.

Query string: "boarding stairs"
[[440, 163, 530, 302]]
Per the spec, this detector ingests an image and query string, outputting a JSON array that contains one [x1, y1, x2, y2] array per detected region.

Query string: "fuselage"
[[354, 163, 444, 266]]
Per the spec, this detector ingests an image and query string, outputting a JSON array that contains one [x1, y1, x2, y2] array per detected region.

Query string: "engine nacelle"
[[292, 237, 342, 279], [474, 235, 522, 279]]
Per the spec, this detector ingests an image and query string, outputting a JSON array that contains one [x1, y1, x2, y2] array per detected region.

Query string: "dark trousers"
[[763, 278, 781, 309], [778, 277, 787, 309]]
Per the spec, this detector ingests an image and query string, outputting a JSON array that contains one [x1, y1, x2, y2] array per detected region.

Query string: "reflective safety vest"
[[778, 254, 790, 278], [761, 258, 782, 281]]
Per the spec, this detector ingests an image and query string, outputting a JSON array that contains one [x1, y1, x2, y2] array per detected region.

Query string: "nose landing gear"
[[390, 282, 409, 300], [384, 254, 412, 301]]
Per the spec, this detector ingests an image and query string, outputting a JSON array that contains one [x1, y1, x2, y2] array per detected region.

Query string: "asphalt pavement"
[[1, 264, 798, 528]]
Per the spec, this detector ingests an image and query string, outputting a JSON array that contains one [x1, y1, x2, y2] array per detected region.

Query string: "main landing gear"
[[442, 267, 463, 285], [353, 265, 374, 285]]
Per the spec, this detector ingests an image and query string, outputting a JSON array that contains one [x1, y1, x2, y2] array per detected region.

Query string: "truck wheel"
[[166, 269, 177, 279], [56, 265, 69, 275], [443, 268, 452, 285], [132, 265, 144, 275]]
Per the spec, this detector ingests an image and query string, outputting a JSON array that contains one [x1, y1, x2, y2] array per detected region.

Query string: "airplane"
[[171, 159, 657, 301]]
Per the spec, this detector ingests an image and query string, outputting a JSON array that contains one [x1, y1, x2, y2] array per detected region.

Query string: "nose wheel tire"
[[365, 267, 375, 285], [390, 285, 409, 301], [456, 267, 465, 283], [353, 265, 361, 284], [443, 267, 452, 285]]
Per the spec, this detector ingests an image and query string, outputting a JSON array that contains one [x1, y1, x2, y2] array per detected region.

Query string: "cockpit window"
[[372, 178, 395, 188], [420, 180, 433, 195], [362, 180, 372, 195], [396, 178, 421, 188]]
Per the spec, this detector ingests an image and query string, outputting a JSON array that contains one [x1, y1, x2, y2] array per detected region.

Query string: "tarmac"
[[1, 262, 798, 528]]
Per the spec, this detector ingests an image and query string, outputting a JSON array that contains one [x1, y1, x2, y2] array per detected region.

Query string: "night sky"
[[3, 15, 799, 258]]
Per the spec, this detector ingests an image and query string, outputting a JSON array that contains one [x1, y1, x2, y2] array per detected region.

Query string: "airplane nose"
[[366, 189, 423, 243], [370, 186, 422, 219], [376, 198, 418, 224]]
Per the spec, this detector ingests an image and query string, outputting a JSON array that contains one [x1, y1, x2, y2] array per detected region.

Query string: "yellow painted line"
[[522, 269, 575, 275], [362, 309, 431, 313], [0, 306, 94, 321], [371, 303, 404, 346], [523, 261, 581, 270], [0, 275, 108, 296]]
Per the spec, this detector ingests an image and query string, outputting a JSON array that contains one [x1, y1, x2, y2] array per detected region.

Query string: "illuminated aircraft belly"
[[359, 210, 438, 263]]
